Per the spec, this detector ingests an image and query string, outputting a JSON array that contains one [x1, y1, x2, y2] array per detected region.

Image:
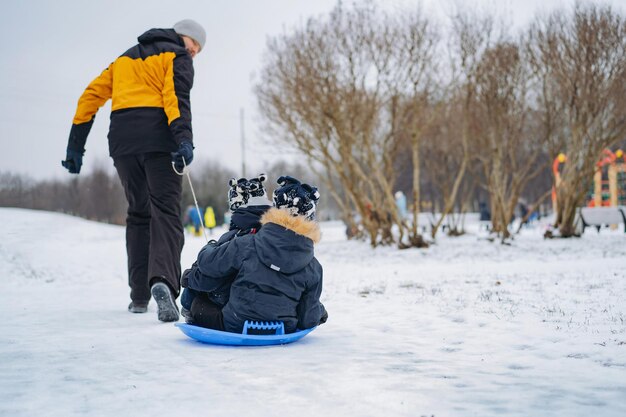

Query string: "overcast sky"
[[1, 0, 623, 181]]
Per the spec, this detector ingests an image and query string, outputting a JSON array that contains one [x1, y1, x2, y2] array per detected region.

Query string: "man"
[[62, 19, 206, 322]]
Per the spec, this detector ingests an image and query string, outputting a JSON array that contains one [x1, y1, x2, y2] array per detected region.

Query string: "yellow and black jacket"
[[68, 28, 194, 157]]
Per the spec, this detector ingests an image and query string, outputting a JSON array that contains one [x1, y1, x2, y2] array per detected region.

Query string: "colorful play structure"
[[552, 148, 626, 209], [588, 149, 626, 207], [552, 148, 626, 232]]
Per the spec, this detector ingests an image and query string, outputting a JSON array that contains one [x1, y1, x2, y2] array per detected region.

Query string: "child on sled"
[[180, 173, 272, 316], [181, 176, 328, 334]]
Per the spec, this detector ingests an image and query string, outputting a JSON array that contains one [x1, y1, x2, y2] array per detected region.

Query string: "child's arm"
[[296, 261, 328, 329], [216, 229, 237, 245], [185, 237, 247, 291]]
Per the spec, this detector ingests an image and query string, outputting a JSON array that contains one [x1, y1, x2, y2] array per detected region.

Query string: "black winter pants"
[[113, 152, 184, 302], [190, 293, 225, 331]]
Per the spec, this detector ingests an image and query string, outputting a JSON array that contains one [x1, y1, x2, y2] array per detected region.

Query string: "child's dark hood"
[[137, 28, 184, 47], [254, 208, 321, 274]]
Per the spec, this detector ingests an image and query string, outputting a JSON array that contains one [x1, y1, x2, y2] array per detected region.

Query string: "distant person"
[[518, 201, 529, 227], [204, 206, 217, 235], [61, 20, 206, 322], [519, 202, 529, 218], [479, 202, 491, 231], [479, 202, 491, 222], [186, 204, 203, 236], [395, 191, 408, 219], [182, 176, 328, 333]]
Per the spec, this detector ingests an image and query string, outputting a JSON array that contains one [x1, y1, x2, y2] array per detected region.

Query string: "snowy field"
[[0, 207, 625, 417]]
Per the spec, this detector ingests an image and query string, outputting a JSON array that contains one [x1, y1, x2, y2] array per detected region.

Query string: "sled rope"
[[172, 158, 209, 243]]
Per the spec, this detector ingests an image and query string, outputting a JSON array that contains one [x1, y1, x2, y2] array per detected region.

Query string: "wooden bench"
[[579, 206, 626, 233]]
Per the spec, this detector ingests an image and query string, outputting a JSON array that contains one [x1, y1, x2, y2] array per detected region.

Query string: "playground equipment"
[[552, 149, 626, 233], [552, 149, 626, 209], [551, 153, 567, 212], [587, 149, 625, 208]]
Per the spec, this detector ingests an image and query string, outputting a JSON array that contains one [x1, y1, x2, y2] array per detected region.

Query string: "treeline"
[[0, 164, 127, 224], [0, 159, 340, 226], [256, 1, 626, 246]]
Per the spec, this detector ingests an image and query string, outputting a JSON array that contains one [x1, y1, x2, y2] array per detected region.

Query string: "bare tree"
[[472, 39, 547, 240], [262, 159, 341, 221], [256, 2, 437, 247], [528, 4, 626, 236], [0, 172, 33, 207], [418, 98, 468, 238], [74, 161, 126, 223], [414, 10, 494, 239]]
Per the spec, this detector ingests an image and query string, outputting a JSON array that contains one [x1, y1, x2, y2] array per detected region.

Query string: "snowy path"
[[0, 208, 625, 416]]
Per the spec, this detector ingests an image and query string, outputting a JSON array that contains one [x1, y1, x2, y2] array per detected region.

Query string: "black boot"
[[128, 301, 148, 313], [150, 282, 179, 322], [180, 306, 192, 321]]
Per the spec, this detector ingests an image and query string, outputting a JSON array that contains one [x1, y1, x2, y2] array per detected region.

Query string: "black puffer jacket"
[[68, 28, 194, 157], [182, 204, 272, 306], [186, 208, 327, 333]]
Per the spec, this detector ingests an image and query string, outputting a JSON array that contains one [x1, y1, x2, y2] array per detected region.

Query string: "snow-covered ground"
[[0, 207, 625, 417]]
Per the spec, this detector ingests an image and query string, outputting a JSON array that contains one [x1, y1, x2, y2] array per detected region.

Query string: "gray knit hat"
[[173, 19, 206, 51]]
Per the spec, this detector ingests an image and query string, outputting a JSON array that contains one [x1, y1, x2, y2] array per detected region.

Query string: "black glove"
[[61, 149, 84, 174], [63, 120, 92, 174], [171, 141, 194, 172]]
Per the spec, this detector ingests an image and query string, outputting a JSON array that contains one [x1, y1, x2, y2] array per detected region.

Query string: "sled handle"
[[242, 321, 285, 335]]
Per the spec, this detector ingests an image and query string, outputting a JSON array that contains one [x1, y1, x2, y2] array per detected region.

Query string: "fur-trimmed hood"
[[260, 208, 321, 243], [253, 208, 321, 274]]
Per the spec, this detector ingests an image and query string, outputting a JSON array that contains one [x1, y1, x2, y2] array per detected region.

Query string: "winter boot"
[[150, 282, 179, 322], [180, 306, 191, 320], [128, 301, 149, 313]]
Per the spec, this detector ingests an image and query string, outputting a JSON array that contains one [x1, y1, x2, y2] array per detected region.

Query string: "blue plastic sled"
[[175, 320, 316, 346]]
